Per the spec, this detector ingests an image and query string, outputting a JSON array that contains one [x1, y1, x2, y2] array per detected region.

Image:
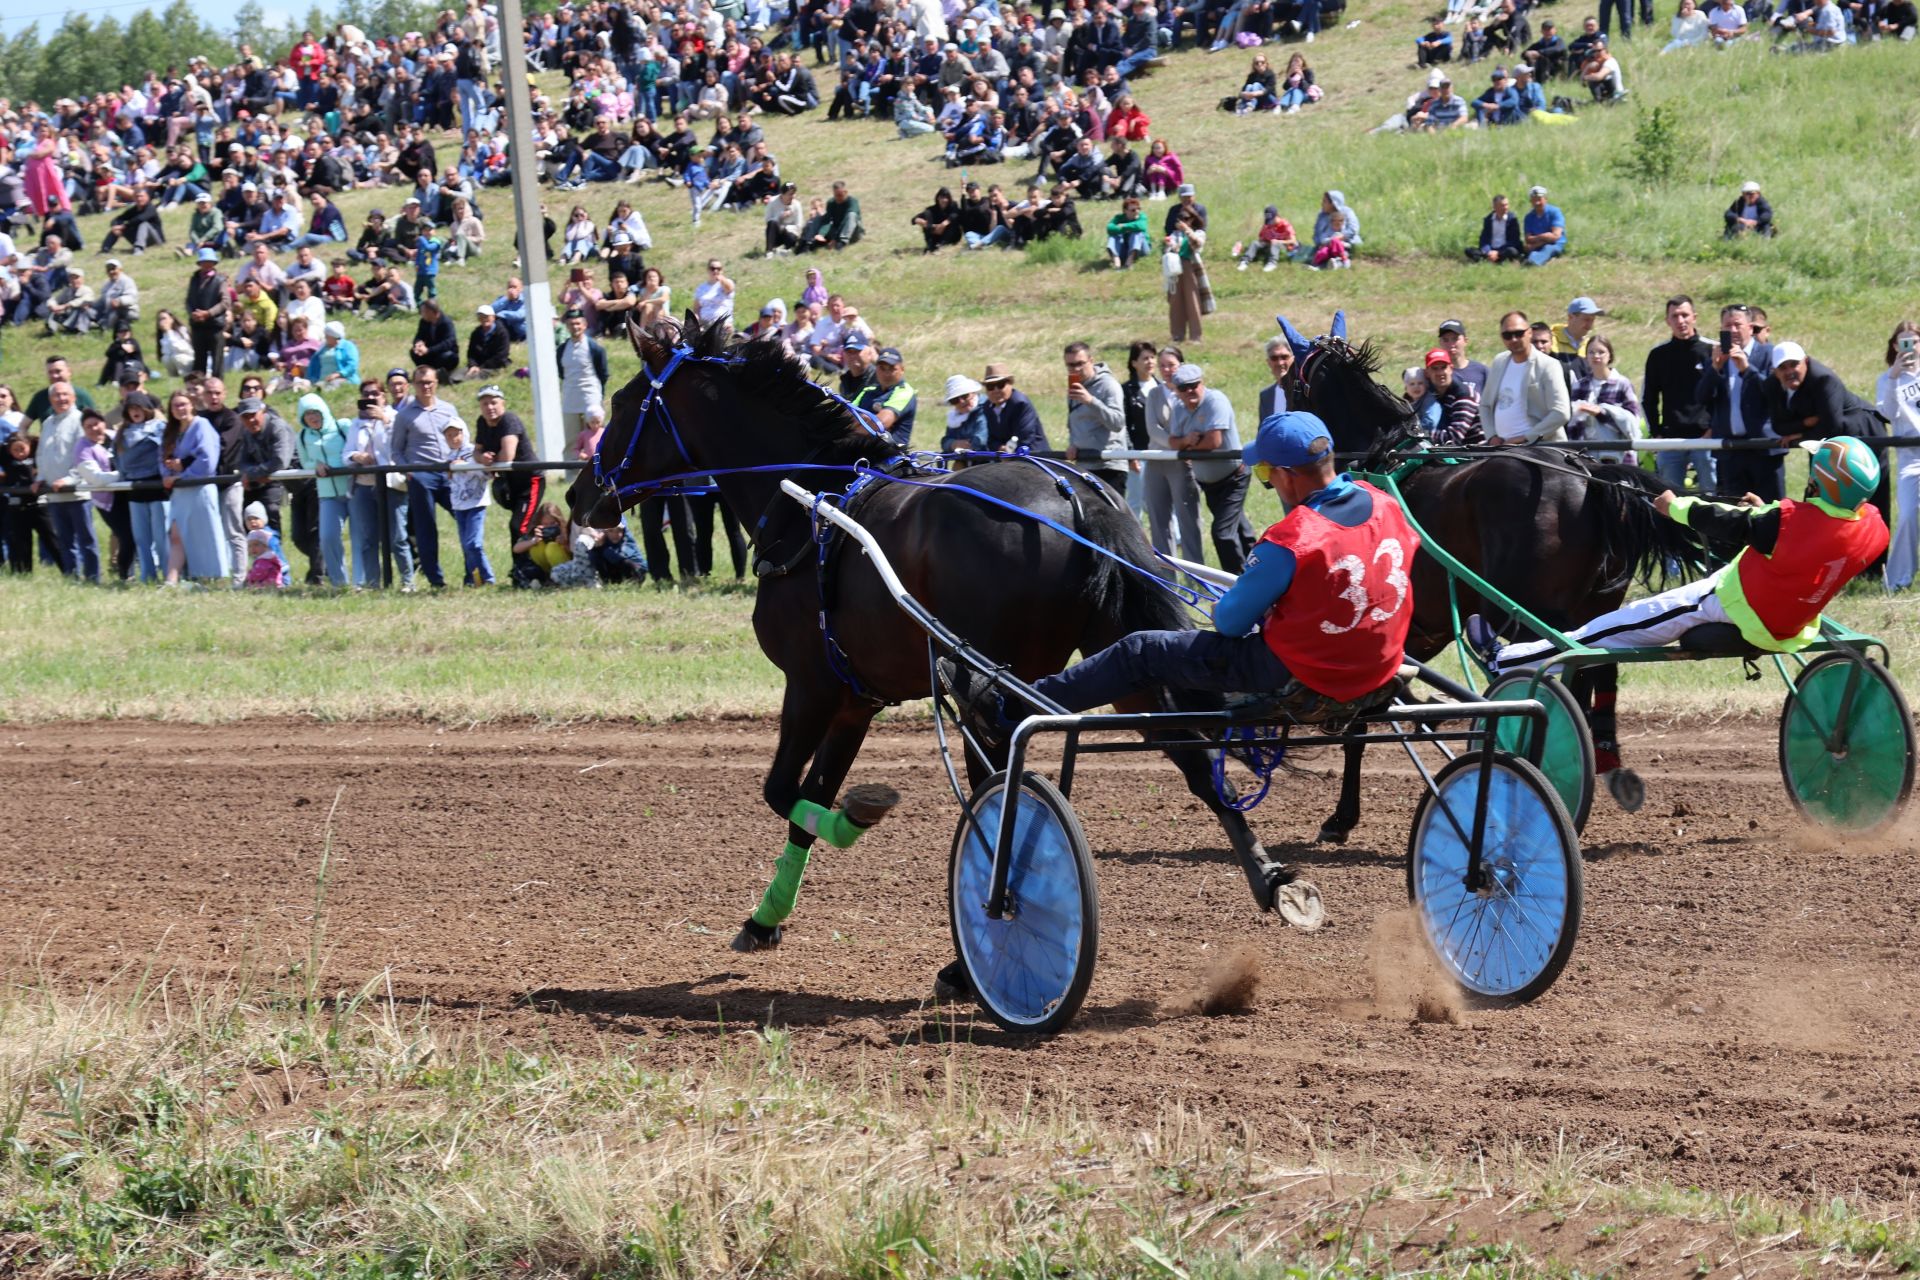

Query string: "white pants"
[[1495, 571, 1733, 672], [1889, 466, 1920, 592]]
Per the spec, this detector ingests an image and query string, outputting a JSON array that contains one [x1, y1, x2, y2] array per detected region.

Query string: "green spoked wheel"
[[1481, 673, 1596, 834], [1778, 653, 1916, 833], [948, 771, 1098, 1035], [1406, 752, 1583, 1004]]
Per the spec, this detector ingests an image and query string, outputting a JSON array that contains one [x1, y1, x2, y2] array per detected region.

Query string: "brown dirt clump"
[[1165, 943, 1263, 1017]]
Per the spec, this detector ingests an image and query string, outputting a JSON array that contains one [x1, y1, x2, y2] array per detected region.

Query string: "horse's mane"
[[1295, 337, 1413, 461], [679, 315, 905, 462]]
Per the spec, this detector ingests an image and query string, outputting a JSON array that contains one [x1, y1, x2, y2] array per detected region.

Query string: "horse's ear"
[[1330, 310, 1348, 342], [629, 315, 670, 374], [1274, 313, 1313, 363]]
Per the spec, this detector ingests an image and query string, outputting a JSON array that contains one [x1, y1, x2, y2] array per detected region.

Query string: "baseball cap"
[[1244, 412, 1335, 470], [1170, 362, 1204, 388], [1566, 296, 1606, 316], [477, 384, 506, 399], [195, 191, 212, 203], [241, 181, 257, 192], [1741, 180, 1761, 194], [1528, 185, 1548, 198], [843, 331, 871, 352], [761, 298, 787, 316], [386, 367, 410, 379], [1771, 341, 1806, 365], [476, 303, 495, 316], [237, 396, 266, 414], [1176, 183, 1195, 196], [876, 346, 903, 366], [403, 195, 421, 205], [197, 247, 220, 262], [1438, 318, 1466, 336], [1423, 347, 1452, 368], [105, 258, 122, 269], [117, 370, 146, 386]]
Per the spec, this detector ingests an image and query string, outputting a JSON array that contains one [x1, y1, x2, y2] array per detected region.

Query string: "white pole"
[[495, 0, 564, 460]]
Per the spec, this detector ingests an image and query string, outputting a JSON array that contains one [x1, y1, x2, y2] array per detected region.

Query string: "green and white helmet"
[[1799, 436, 1881, 512]]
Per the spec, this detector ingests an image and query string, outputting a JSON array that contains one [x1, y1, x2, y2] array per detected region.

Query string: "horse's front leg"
[[733, 689, 897, 952]]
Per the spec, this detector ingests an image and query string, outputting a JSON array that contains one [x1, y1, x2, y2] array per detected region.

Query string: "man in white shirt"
[[1708, 0, 1750, 42], [1485, 309, 1570, 444]]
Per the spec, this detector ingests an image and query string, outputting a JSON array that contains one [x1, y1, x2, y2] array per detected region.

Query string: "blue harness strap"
[[1212, 724, 1289, 812]]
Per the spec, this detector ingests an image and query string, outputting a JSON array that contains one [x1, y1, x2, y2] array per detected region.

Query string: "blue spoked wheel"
[[1481, 672, 1596, 834], [1405, 752, 1582, 1004], [948, 771, 1098, 1035]]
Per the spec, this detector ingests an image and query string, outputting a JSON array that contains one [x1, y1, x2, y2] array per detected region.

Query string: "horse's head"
[[1275, 311, 1418, 467], [565, 311, 701, 527]]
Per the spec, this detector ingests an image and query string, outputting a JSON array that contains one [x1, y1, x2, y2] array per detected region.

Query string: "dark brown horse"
[[1284, 328, 1705, 839], [567, 317, 1312, 973]]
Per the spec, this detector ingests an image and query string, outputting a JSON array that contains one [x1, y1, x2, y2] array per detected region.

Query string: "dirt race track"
[[6, 717, 1919, 1199]]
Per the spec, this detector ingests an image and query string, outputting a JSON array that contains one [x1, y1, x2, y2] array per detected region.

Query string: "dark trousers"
[[1598, 0, 1632, 35], [1198, 469, 1257, 574], [3, 502, 43, 572], [1466, 244, 1522, 263], [1715, 448, 1783, 503], [640, 494, 698, 582], [501, 472, 543, 572], [287, 479, 322, 583], [1036, 628, 1292, 712], [101, 495, 134, 580], [688, 492, 747, 578], [189, 323, 225, 376], [405, 471, 455, 586]]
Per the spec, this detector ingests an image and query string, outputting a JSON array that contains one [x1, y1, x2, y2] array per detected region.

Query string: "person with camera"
[[511, 500, 574, 588], [1696, 302, 1778, 501]]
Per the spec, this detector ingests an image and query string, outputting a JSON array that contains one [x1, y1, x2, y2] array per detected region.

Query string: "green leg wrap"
[[751, 841, 812, 929], [787, 798, 867, 850]]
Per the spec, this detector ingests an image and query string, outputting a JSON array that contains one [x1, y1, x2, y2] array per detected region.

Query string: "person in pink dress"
[[23, 124, 72, 217]]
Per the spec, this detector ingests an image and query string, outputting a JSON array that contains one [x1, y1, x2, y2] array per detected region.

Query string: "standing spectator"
[[391, 365, 461, 590], [474, 385, 542, 577], [694, 259, 736, 326], [1522, 186, 1567, 266], [1569, 335, 1645, 462], [186, 248, 230, 376], [443, 418, 495, 586], [1765, 341, 1885, 446], [1551, 296, 1604, 357], [1166, 362, 1255, 573], [1485, 310, 1571, 444], [1697, 303, 1777, 499], [1876, 321, 1920, 592], [160, 389, 229, 584], [294, 392, 352, 587], [557, 309, 610, 440], [1259, 338, 1293, 419], [1436, 319, 1490, 395], [116, 391, 169, 582], [1426, 350, 1486, 445], [233, 396, 296, 543], [1140, 345, 1205, 562], [1467, 193, 1523, 264], [981, 362, 1051, 452], [345, 383, 413, 590], [1063, 341, 1128, 494], [1165, 206, 1208, 343], [1723, 181, 1775, 238], [1643, 295, 1717, 493], [34, 382, 97, 579]]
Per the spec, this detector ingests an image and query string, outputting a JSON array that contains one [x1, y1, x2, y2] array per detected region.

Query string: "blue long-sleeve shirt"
[[1213, 476, 1373, 637]]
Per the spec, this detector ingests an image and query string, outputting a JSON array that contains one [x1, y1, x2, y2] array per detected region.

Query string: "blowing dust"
[[1162, 943, 1265, 1017], [1364, 909, 1463, 1025]]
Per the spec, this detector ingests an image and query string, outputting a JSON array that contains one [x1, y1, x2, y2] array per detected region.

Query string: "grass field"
[[6, 959, 1920, 1279]]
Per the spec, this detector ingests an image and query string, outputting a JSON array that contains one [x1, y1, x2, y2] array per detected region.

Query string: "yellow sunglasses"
[[1252, 461, 1274, 486]]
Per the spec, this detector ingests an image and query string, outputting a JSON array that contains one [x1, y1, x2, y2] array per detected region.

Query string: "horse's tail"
[[1587, 462, 1710, 593]]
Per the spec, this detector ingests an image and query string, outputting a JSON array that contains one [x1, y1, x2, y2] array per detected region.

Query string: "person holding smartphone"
[[1696, 302, 1778, 500], [1876, 322, 1920, 592]]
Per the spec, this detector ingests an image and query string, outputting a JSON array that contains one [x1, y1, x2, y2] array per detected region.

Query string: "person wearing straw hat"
[[939, 375, 989, 453]]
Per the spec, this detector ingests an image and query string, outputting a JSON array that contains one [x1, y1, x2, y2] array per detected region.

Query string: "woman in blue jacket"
[[161, 389, 230, 584], [116, 391, 170, 583]]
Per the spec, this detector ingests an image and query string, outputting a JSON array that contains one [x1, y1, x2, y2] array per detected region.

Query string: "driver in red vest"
[[945, 412, 1421, 725], [1475, 436, 1890, 671]]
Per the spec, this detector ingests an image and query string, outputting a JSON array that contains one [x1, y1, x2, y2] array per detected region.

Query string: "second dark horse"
[[568, 318, 1313, 969]]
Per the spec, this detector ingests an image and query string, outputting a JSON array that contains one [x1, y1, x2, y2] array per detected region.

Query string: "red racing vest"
[[1258, 480, 1421, 701], [1721, 497, 1889, 650]]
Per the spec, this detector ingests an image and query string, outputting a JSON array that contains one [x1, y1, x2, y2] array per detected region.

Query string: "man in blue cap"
[[945, 411, 1421, 725]]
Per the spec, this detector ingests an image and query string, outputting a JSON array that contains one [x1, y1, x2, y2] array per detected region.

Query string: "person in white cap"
[[1723, 181, 1774, 238], [462, 304, 511, 382], [940, 375, 989, 452], [311, 319, 360, 389]]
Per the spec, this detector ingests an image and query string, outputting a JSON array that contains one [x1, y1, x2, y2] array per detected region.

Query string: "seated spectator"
[[95, 259, 140, 332], [1057, 138, 1111, 199], [1461, 15, 1493, 61], [1522, 185, 1567, 265], [1106, 93, 1151, 140], [1307, 209, 1352, 269], [322, 259, 358, 313], [1472, 66, 1521, 124], [1221, 53, 1279, 113], [308, 321, 360, 389], [940, 376, 991, 452], [1276, 54, 1319, 113], [445, 197, 485, 263], [1664, 0, 1715, 47], [409, 299, 460, 379], [1143, 140, 1184, 199], [1724, 181, 1776, 237], [895, 87, 938, 137], [1708, 0, 1753, 43], [1417, 16, 1456, 64], [510, 502, 573, 588], [154, 311, 195, 378], [1778, 0, 1846, 48], [100, 191, 166, 255], [1412, 76, 1468, 129], [1875, 0, 1917, 36], [1233, 205, 1299, 270], [914, 188, 964, 252], [225, 310, 269, 371], [1467, 192, 1524, 262], [801, 182, 862, 252], [1106, 196, 1151, 268], [100, 327, 145, 388], [1512, 63, 1551, 115], [1524, 20, 1569, 73], [1103, 140, 1145, 198], [561, 204, 597, 262], [462, 305, 511, 382], [243, 527, 288, 589], [267, 316, 320, 392], [44, 268, 98, 335], [1581, 41, 1627, 99]]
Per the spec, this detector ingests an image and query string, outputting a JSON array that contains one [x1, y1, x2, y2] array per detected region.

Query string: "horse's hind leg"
[[734, 686, 895, 953], [1317, 731, 1366, 844]]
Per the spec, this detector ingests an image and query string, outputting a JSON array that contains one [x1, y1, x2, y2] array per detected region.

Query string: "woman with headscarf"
[[160, 388, 230, 584]]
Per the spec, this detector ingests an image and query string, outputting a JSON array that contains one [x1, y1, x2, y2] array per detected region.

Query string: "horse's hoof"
[[1315, 820, 1352, 845], [932, 959, 975, 1004], [1274, 880, 1326, 931], [842, 782, 902, 828], [730, 918, 783, 953], [1604, 767, 1646, 814]]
